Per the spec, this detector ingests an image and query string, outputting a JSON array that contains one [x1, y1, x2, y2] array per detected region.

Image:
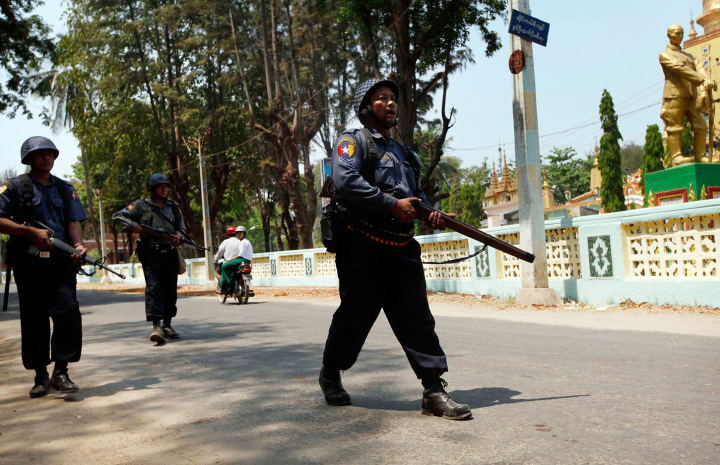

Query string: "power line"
[[450, 98, 662, 153]]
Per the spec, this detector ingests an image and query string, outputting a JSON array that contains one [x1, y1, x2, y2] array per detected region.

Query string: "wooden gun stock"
[[413, 203, 535, 264]]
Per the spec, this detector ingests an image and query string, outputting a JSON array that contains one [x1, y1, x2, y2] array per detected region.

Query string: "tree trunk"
[[80, 151, 101, 253], [111, 226, 119, 264]]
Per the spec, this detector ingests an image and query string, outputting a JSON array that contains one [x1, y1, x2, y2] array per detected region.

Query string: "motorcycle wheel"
[[216, 283, 227, 304], [237, 278, 249, 305]]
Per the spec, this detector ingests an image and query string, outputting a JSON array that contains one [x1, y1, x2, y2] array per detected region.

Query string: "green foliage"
[[0, 0, 55, 118], [640, 124, 664, 204], [441, 162, 489, 228], [338, 0, 506, 146], [542, 147, 592, 205], [23, 0, 507, 256], [619, 142, 643, 172], [598, 90, 626, 213]]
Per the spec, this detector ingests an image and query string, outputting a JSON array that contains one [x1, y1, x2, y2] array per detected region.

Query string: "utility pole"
[[185, 129, 216, 290], [95, 189, 112, 284], [508, 0, 560, 305]]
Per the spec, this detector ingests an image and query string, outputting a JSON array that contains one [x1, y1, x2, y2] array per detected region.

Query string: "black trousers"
[[323, 233, 447, 379], [138, 246, 179, 322], [13, 255, 82, 371]]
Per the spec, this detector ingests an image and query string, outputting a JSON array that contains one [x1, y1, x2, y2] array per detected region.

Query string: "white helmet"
[[235, 226, 247, 233]]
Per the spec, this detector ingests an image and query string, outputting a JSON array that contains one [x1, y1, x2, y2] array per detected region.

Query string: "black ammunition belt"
[[347, 219, 414, 247]]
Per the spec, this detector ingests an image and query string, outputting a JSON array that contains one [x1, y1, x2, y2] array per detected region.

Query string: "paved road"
[[0, 288, 718, 464]]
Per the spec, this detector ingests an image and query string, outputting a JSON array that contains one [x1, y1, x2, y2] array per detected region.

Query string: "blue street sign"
[[508, 9, 550, 47], [321, 158, 332, 207], [322, 158, 331, 179]]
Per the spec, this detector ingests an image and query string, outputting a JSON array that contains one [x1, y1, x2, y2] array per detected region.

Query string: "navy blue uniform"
[[113, 199, 185, 322], [322, 126, 448, 380], [0, 175, 87, 370]]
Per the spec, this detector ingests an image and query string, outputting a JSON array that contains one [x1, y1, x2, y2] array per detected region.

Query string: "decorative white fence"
[[12, 198, 713, 307]]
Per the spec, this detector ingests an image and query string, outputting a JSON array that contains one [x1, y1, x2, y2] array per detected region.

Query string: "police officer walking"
[[113, 174, 185, 345], [0, 137, 88, 397], [319, 79, 471, 420]]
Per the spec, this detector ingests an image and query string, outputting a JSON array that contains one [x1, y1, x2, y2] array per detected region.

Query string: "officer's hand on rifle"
[[392, 197, 420, 223], [171, 235, 182, 247], [132, 224, 143, 235], [71, 244, 88, 265], [29, 227, 54, 251], [426, 211, 456, 230]]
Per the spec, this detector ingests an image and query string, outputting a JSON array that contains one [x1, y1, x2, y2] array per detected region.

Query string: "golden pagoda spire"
[[590, 141, 602, 194], [489, 161, 499, 193], [690, 13, 698, 39], [593, 139, 599, 168], [501, 150, 511, 190]]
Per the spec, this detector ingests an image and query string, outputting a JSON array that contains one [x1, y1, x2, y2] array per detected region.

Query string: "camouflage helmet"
[[146, 173, 171, 191], [352, 78, 400, 120], [20, 136, 59, 165]]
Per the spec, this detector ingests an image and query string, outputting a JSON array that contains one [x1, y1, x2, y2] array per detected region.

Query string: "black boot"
[[50, 367, 79, 393], [421, 377, 471, 420], [150, 320, 166, 345], [319, 367, 351, 406], [162, 318, 180, 339], [29, 369, 50, 398]]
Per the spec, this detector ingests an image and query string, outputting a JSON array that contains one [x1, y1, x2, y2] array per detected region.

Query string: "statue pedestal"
[[645, 164, 720, 206]]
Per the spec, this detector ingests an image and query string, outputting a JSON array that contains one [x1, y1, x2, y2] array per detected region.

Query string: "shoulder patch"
[[336, 137, 356, 161], [0, 182, 9, 195]]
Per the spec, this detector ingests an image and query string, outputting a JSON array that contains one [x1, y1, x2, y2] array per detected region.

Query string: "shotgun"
[[411, 201, 535, 264]]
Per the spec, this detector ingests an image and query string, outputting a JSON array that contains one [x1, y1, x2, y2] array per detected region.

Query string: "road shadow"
[[59, 377, 164, 402], [353, 387, 589, 412]]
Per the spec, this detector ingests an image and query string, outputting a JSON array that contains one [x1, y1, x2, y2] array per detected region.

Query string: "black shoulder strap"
[[357, 128, 381, 186], [358, 128, 378, 165], [18, 174, 33, 215]]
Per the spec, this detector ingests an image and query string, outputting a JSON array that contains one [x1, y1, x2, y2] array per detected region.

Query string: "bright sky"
[[0, 0, 701, 179]]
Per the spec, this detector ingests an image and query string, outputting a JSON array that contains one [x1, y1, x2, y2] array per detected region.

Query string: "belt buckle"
[[39, 251, 51, 258]]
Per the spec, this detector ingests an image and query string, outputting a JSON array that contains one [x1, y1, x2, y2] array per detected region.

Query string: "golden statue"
[[689, 184, 696, 201], [660, 24, 717, 167], [701, 185, 708, 200], [648, 190, 655, 207]]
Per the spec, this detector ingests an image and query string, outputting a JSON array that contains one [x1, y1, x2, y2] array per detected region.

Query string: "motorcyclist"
[[218, 226, 253, 293], [215, 226, 240, 284]]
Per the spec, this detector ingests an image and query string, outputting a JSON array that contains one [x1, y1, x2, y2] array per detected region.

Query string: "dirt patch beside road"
[[77, 283, 720, 315], [77, 283, 720, 318]]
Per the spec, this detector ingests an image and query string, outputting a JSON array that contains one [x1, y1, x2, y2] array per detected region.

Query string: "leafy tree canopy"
[[0, 0, 55, 118], [598, 89, 626, 213], [542, 147, 592, 205]]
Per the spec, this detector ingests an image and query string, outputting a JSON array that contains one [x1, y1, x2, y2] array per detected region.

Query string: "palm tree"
[[44, 65, 102, 252]]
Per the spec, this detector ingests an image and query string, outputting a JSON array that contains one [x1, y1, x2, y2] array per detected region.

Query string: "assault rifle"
[[135, 224, 210, 252], [405, 198, 536, 264], [3, 220, 126, 311], [27, 220, 127, 279]]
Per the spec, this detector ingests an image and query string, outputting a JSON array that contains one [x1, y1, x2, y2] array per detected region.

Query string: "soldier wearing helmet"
[[0, 136, 88, 398], [318, 79, 470, 420], [112, 173, 186, 345]]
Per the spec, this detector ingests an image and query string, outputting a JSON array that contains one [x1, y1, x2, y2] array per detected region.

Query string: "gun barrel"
[[413, 203, 535, 264], [141, 225, 210, 251], [49, 239, 127, 279]]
